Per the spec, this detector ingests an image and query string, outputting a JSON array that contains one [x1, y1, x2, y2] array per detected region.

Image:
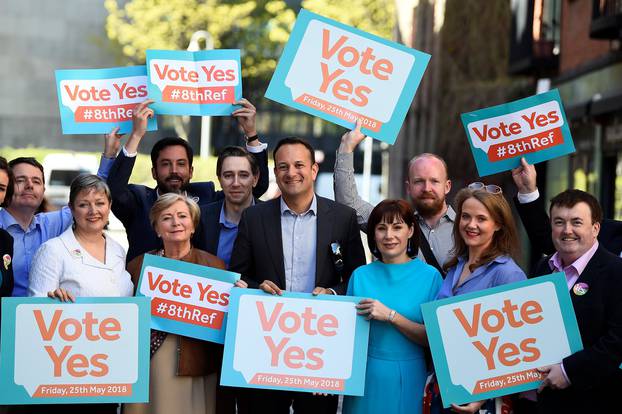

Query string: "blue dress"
[[343, 259, 442, 414]]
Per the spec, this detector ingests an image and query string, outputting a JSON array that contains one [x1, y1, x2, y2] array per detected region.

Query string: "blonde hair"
[[149, 193, 200, 231]]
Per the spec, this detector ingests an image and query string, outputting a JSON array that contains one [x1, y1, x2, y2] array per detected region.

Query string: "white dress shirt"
[[28, 227, 133, 297]]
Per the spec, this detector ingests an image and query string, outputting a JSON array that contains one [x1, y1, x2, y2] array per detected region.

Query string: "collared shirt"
[[0, 207, 73, 296], [216, 199, 255, 268], [415, 206, 456, 268], [28, 227, 132, 297], [548, 241, 599, 290], [436, 255, 526, 299], [281, 196, 317, 293]]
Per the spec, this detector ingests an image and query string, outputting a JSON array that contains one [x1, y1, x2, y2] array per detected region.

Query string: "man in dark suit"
[[193, 146, 261, 266], [528, 189, 622, 413], [230, 137, 366, 414], [107, 99, 269, 262], [512, 157, 622, 259]]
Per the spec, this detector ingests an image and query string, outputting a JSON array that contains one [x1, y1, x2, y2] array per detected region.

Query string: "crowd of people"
[[1, 99, 621, 414]]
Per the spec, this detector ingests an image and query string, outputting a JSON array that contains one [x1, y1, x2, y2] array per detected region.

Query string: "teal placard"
[[460, 89, 575, 177], [220, 289, 370, 396], [0, 297, 150, 405], [265, 9, 430, 145], [422, 273, 582, 407], [146, 49, 242, 116], [135, 254, 240, 344], [55, 66, 157, 135]]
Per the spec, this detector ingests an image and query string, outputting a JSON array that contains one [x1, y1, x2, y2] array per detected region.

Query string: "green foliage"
[[104, 0, 296, 91], [104, 0, 395, 92], [301, 0, 395, 39]]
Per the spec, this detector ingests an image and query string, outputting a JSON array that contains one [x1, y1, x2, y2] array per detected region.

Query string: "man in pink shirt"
[[531, 189, 622, 413]]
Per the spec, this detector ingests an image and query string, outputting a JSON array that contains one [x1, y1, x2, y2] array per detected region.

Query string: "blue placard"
[[0, 297, 150, 404], [146, 49, 242, 116], [460, 89, 575, 177], [135, 254, 240, 344], [55, 66, 157, 135], [265, 9, 430, 145], [422, 273, 583, 407], [221, 289, 370, 395]]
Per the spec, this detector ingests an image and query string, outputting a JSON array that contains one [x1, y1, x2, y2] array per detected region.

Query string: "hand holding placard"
[[221, 289, 370, 395], [460, 89, 575, 176], [422, 274, 583, 407], [267, 9, 430, 144]]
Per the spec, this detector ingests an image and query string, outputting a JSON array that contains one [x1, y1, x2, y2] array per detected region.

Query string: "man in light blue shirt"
[[280, 195, 318, 293], [0, 153, 115, 296]]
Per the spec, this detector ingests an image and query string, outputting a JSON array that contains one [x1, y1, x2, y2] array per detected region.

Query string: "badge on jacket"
[[3, 254, 11, 270]]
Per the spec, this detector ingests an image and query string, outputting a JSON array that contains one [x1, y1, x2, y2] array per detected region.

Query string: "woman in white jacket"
[[29, 173, 132, 301]]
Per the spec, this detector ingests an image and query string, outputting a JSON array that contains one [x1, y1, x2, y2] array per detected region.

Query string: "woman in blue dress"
[[428, 183, 526, 414], [343, 199, 443, 414]]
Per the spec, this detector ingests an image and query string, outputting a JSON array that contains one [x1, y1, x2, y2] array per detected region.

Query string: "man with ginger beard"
[[334, 121, 454, 272]]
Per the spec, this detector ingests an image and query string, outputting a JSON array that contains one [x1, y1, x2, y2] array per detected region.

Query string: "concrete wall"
[[0, 0, 117, 150]]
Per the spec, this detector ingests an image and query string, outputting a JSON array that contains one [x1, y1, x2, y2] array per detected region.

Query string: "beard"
[[414, 193, 445, 217], [157, 174, 190, 194]]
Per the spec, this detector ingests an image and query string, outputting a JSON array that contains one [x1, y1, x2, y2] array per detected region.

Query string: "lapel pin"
[[71, 249, 82, 259], [573, 282, 589, 296], [3, 254, 10, 270]]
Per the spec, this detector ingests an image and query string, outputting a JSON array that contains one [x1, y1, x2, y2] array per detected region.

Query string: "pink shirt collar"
[[549, 241, 599, 289]]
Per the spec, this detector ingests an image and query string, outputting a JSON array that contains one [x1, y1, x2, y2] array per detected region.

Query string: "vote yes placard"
[[136, 254, 240, 344], [0, 297, 150, 405], [265, 9, 430, 145], [461, 89, 575, 176], [146, 49, 242, 116], [422, 273, 583, 407], [55, 66, 157, 135], [220, 289, 370, 395]]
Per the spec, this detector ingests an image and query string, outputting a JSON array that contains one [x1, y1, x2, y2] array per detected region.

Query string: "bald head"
[[405, 153, 451, 218]]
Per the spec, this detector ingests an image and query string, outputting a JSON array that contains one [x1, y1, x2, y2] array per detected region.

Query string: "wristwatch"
[[245, 134, 259, 143]]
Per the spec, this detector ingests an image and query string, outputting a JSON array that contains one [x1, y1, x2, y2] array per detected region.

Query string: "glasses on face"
[[468, 182, 502, 194]]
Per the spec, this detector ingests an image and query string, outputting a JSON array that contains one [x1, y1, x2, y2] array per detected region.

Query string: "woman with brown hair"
[[432, 183, 526, 413], [124, 193, 246, 414], [437, 183, 526, 300], [343, 199, 443, 414]]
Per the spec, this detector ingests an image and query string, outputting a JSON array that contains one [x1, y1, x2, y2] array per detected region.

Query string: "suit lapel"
[[570, 246, 605, 307], [315, 196, 333, 286], [264, 199, 286, 287]]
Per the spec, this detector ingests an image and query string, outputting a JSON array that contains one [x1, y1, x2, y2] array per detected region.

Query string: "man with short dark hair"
[[334, 122, 454, 273], [512, 157, 622, 258], [106, 98, 269, 262], [531, 189, 622, 413], [193, 146, 260, 267], [230, 136, 366, 413]]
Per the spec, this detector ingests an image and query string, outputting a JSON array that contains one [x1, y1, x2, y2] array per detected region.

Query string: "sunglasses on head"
[[468, 182, 502, 194]]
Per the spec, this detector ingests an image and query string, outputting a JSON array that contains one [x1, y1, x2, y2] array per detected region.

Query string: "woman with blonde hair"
[[124, 193, 246, 414]]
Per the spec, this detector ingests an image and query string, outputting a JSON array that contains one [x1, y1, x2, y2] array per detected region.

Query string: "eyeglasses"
[[468, 182, 502, 194]]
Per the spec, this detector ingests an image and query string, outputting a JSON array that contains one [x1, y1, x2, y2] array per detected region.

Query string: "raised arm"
[[334, 120, 374, 232], [232, 98, 269, 198], [106, 100, 154, 223]]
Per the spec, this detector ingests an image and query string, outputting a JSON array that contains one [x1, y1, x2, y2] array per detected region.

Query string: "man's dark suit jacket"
[[192, 198, 260, 256], [107, 149, 268, 262], [532, 245, 622, 413], [515, 196, 622, 260], [229, 195, 366, 295]]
